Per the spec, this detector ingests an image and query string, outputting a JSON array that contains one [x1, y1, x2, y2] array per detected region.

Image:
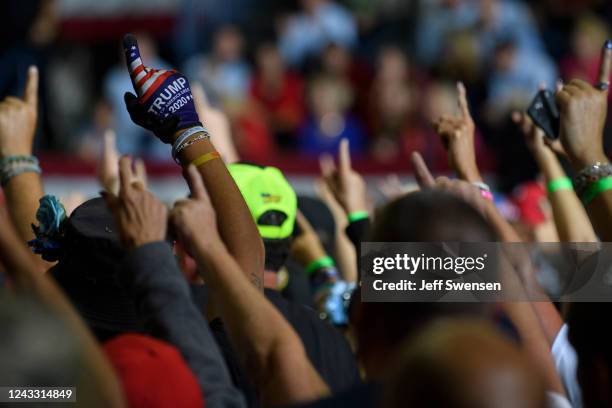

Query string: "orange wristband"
[[190, 151, 221, 168]]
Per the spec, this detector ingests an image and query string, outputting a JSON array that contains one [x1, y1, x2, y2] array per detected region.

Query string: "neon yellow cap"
[[228, 163, 297, 239]]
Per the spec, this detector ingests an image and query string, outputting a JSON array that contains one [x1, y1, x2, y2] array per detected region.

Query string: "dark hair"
[[354, 191, 497, 361], [369, 190, 497, 242]]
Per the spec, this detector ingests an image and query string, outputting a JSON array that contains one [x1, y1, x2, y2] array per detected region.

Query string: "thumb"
[[24, 66, 39, 108], [186, 165, 209, 202], [124, 92, 139, 109]]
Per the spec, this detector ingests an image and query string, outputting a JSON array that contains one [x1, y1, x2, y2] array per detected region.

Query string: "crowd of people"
[[3, 0, 612, 186], [3, 0, 612, 407]]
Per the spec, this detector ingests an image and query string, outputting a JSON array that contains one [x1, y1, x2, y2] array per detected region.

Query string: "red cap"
[[104, 334, 204, 408]]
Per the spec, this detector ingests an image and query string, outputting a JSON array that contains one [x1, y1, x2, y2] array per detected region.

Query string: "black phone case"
[[527, 89, 560, 140]]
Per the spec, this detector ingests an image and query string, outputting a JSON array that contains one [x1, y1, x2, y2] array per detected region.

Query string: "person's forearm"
[[192, 239, 329, 406], [177, 137, 264, 289], [498, 248, 564, 395], [489, 183, 564, 347], [503, 301, 566, 395], [529, 301, 564, 347], [122, 242, 245, 408], [334, 231, 358, 283], [535, 150, 597, 243], [4, 172, 44, 241], [4, 172, 55, 271], [0, 217, 125, 407], [345, 218, 370, 251], [454, 160, 483, 184]]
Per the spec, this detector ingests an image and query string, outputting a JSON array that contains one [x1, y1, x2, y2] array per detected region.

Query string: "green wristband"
[[306, 256, 336, 274], [582, 176, 612, 205], [347, 211, 369, 223], [547, 177, 573, 194]]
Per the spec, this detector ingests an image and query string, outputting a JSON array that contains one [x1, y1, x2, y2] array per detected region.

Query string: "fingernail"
[[605, 40, 612, 50]]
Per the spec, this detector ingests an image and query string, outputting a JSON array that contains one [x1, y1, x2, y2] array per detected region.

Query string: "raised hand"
[[170, 165, 221, 253], [433, 82, 482, 183], [0, 66, 38, 157], [319, 139, 368, 215], [411, 151, 489, 215], [512, 112, 552, 160], [555, 41, 612, 170], [104, 156, 167, 249], [123, 34, 201, 143]]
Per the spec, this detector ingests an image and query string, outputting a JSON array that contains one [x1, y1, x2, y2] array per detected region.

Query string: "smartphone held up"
[[527, 40, 612, 140]]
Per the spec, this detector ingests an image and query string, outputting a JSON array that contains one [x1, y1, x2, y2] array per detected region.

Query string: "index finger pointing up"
[[457, 81, 470, 119], [186, 165, 208, 202], [123, 34, 147, 92], [597, 40, 612, 91], [24, 66, 38, 108], [411, 151, 435, 189], [339, 138, 352, 174], [118, 156, 135, 195]]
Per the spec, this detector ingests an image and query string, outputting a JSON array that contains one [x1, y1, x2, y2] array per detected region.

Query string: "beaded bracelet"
[[173, 132, 211, 163], [0, 160, 41, 187], [171, 126, 209, 162], [0, 155, 39, 166]]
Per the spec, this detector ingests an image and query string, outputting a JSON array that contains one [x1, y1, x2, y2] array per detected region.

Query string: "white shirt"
[[552, 324, 582, 408]]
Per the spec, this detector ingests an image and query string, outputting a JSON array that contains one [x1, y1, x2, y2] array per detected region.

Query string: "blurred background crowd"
[[3, 0, 612, 193]]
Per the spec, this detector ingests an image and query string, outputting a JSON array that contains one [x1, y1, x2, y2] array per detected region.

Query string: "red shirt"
[[250, 72, 305, 131]]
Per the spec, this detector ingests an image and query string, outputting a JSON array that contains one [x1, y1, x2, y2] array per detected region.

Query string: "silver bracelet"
[[574, 161, 612, 197], [173, 132, 211, 164], [171, 126, 209, 160]]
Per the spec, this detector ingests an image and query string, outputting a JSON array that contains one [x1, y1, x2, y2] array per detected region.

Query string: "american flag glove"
[[122, 34, 201, 143]]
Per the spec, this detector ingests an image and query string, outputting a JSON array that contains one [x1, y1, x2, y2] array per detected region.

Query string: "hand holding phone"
[[527, 89, 560, 140]]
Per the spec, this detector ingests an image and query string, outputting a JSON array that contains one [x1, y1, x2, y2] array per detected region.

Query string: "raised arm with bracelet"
[[171, 166, 330, 406], [121, 34, 264, 293], [555, 41, 612, 240]]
